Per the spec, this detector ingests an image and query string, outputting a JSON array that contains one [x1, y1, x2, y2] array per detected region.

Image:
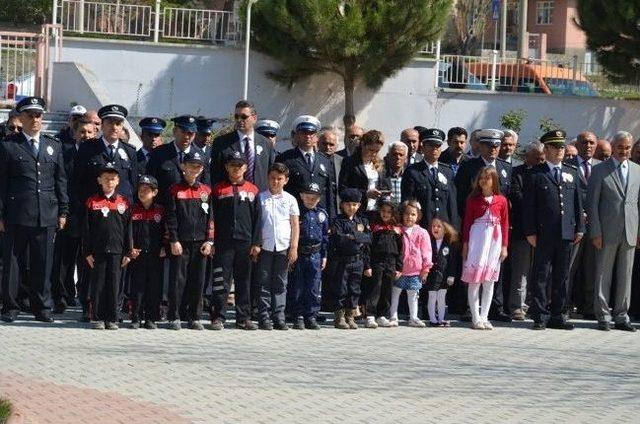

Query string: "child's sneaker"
[[189, 320, 204, 330], [144, 320, 157, 330], [483, 321, 494, 330], [376, 316, 391, 327], [408, 318, 426, 328], [429, 321, 443, 327], [169, 319, 181, 330], [365, 316, 378, 329], [105, 322, 119, 330], [388, 317, 399, 327], [129, 321, 140, 329], [293, 317, 305, 330], [91, 320, 105, 330], [210, 318, 224, 331]]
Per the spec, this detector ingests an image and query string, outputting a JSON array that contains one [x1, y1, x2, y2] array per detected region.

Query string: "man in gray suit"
[[587, 131, 640, 331], [565, 131, 600, 318]]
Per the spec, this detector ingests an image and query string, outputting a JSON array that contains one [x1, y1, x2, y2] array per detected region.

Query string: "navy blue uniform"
[[146, 142, 210, 198], [276, 149, 336, 220], [523, 163, 584, 325], [289, 206, 329, 319], [327, 214, 371, 310], [365, 222, 402, 318], [401, 161, 459, 229], [0, 132, 68, 318]]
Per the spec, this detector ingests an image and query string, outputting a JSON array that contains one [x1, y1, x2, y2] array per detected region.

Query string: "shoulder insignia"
[[563, 163, 578, 170]]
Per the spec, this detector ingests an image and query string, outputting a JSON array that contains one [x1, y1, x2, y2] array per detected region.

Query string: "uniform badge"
[[320, 163, 326, 172], [357, 224, 364, 232], [442, 247, 450, 256], [154, 214, 162, 223], [256, 145, 263, 155], [201, 203, 209, 213], [437, 172, 447, 184], [46, 146, 54, 156], [239, 191, 247, 201], [118, 148, 128, 161], [318, 211, 326, 223], [117, 203, 126, 214], [562, 172, 573, 183], [501, 169, 507, 178], [200, 192, 208, 202], [101, 206, 109, 217], [247, 192, 255, 202]]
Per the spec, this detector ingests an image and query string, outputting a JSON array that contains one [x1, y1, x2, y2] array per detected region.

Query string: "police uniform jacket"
[[508, 164, 531, 241], [338, 154, 390, 214], [276, 148, 336, 219], [454, 156, 511, 218], [83, 193, 132, 256], [299, 206, 329, 258], [522, 163, 584, 242], [370, 222, 402, 270], [165, 181, 214, 243], [328, 214, 372, 268], [74, 138, 139, 204], [211, 180, 261, 245], [146, 142, 210, 196], [0, 132, 69, 227], [136, 148, 152, 178], [131, 202, 166, 255], [401, 161, 459, 229], [61, 141, 84, 236], [424, 239, 459, 291]]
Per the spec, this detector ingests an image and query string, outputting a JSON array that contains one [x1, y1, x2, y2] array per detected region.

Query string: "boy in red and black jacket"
[[128, 175, 166, 330], [83, 163, 132, 330], [210, 150, 262, 331], [165, 152, 214, 331]]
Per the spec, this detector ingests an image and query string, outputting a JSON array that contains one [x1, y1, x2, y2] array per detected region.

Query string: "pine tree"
[[577, 0, 640, 84], [246, 0, 452, 126]]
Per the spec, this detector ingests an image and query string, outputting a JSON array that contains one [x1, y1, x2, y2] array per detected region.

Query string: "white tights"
[[390, 287, 419, 321], [467, 281, 494, 324], [428, 289, 447, 323]]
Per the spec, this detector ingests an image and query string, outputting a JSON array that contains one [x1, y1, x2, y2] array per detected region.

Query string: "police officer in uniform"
[[523, 130, 584, 330], [401, 128, 459, 229], [74, 104, 139, 204], [0, 97, 69, 322], [256, 119, 280, 151], [277, 115, 336, 219], [136, 117, 166, 173], [194, 117, 215, 160]]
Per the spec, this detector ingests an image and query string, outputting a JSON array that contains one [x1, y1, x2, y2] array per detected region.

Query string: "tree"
[[449, 0, 491, 55], [247, 0, 452, 126], [577, 0, 640, 84], [500, 109, 526, 135]]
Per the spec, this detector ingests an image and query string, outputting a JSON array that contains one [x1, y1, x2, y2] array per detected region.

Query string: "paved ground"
[[1, 309, 639, 424]]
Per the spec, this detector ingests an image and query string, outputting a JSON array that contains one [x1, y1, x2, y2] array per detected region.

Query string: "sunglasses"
[[8, 125, 22, 131], [234, 114, 253, 120]]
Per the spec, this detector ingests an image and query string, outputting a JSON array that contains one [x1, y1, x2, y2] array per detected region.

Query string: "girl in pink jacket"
[[389, 200, 433, 327]]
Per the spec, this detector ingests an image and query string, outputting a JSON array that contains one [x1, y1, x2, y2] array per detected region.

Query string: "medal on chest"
[[117, 203, 126, 214], [101, 206, 109, 217]]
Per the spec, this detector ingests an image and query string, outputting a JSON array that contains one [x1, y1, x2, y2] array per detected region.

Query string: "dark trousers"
[[257, 249, 289, 323], [1, 225, 55, 315], [90, 253, 123, 323], [168, 241, 206, 322], [289, 252, 322, 319], [489, 265, 507, 317], [365, 258, 396, 318], [329, 256, 363, 311], [52, 232, 83, 306], [212, 239, 252, 322], [129, 252, 163, 322], [529, 238, 572, 323]]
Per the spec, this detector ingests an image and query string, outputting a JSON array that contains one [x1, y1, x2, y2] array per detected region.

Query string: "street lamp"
[[243, 0, 258, 100]]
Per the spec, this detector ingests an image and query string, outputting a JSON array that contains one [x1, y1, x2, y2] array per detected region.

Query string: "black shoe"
[[315, 314, 327, 323], [293, 317, 305, 330], [144, 320, 157, 330], [259, 320, 274, 331], [490, 312, 513, 323], [1, 310, 18, 323], [597, 321, 610, 331], [53, 300, 67, 314], [35, 313, 54, 323], [614, 322, 636, 332], [305, 317, 321, 330], [236, 320, 258, 330], [532, 322, 546, 330], [274, 320, 289, 331], [547, 320, 574, 330]]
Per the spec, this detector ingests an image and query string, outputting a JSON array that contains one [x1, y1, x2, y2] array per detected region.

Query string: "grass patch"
[[0, 398, 12, 424]]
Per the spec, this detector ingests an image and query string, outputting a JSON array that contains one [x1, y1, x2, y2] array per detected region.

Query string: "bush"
[[0, 0, 52, 25], [0, 398, 11, 424]]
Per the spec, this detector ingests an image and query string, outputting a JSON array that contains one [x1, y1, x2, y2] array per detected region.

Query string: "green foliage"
[[0, 0, 52, 24], [539, 116, 561, 135], [500, 109, 526, 134], [0, 398, 11, 424], [246, 0, 452, 123], [577, 0, 640, 85]]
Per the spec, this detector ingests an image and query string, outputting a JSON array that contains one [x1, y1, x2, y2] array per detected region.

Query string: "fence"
[[52, 0, 242, 44], [437, 52, 640, 99]]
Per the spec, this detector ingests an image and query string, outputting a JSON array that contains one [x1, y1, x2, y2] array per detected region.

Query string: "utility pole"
[[518, 0, 529, 59], [500, 0, 507, 59]]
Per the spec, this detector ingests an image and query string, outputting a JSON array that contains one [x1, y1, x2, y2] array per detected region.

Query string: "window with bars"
[[536, 1, 554, 25]]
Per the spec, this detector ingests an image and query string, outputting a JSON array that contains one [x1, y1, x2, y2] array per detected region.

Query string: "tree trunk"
[[342, 72, 356, 128]]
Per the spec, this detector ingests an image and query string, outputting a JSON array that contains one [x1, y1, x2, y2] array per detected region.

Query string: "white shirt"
[[612, 157, 629, 185], [102, 137, 119, 150], [364, 163, 379, 211], [23, 131, 40, 153], [577, 155, 592, 178], [174, 142, 191, 155], [482, 157, 496, 168], [298, 148, 315, 166], [237, 130, 255, 154], [436, 238, 443, 251], [259, 190, 300, 252]]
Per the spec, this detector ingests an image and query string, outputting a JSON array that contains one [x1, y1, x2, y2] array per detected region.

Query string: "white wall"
[[52, 38, 640, 146]]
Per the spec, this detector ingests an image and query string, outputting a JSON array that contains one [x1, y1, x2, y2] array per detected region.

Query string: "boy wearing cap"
[[327, 188, 372, 329], [83, 164, 132, 330], [128, 175, 166, 329], [210, 151, 262, 330], [256, 163, 300, 330], [289, 182, 329, 330], [165, 152, 214, 330]]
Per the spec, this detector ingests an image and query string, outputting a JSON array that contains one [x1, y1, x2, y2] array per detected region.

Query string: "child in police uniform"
[[165, 152, 213, 331], [256, 163, 300, 330], [83, 164, 132, 330]]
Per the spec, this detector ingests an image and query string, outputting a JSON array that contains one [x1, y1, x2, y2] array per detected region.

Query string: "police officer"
[[74, 104, 139, 204], [194, 117, 215, 160], [277, 115, 335, 219], [523, 130, 584, 330], [146, 115, 210, 196], [0, 96, 69, 323], [136, 117, 166, 172], [401, 128, 459, 229], [256, 119, 280, 150]]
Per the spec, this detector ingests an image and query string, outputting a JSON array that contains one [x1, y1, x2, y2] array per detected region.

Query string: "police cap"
[[16, 97, 45, 113]]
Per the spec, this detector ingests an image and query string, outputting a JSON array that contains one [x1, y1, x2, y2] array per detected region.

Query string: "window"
[[536, 1, 554, 25]]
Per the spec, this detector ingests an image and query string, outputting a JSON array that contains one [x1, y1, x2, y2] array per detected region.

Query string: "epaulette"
[[562, 163, 578, 170], [43, 133, 62, 143], [120, 140, 137, 152]]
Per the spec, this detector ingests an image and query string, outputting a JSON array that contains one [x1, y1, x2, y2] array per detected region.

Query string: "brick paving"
[[1, 310, 639, 423]]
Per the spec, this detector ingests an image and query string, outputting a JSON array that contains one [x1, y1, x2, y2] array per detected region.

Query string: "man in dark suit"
[[74, 104, 139, 205], [439, 127, 470, 176], [499, 129, 524, 167], [401, 128, 423, 165], [455, 129, 512, 321], [337, 123, 363, 158], [210, 100, 274, 192], [318, 128, 342, 215], [136, 117, 166, 177], [277, 115, 336, 219], [524, 130, 584, 330], [146, 115, 210, 196], [0, 97, 69, 323], [401, 128, 459, 229]]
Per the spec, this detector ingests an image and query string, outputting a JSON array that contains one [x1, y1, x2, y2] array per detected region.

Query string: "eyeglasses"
[[234, 114, 253, 120], [8, 125, 22, 131]]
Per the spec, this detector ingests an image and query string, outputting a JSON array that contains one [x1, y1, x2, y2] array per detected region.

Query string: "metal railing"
[[437, 52, 640, 98], [419, 40, 440, 55], [52, 0, 242, 44]]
